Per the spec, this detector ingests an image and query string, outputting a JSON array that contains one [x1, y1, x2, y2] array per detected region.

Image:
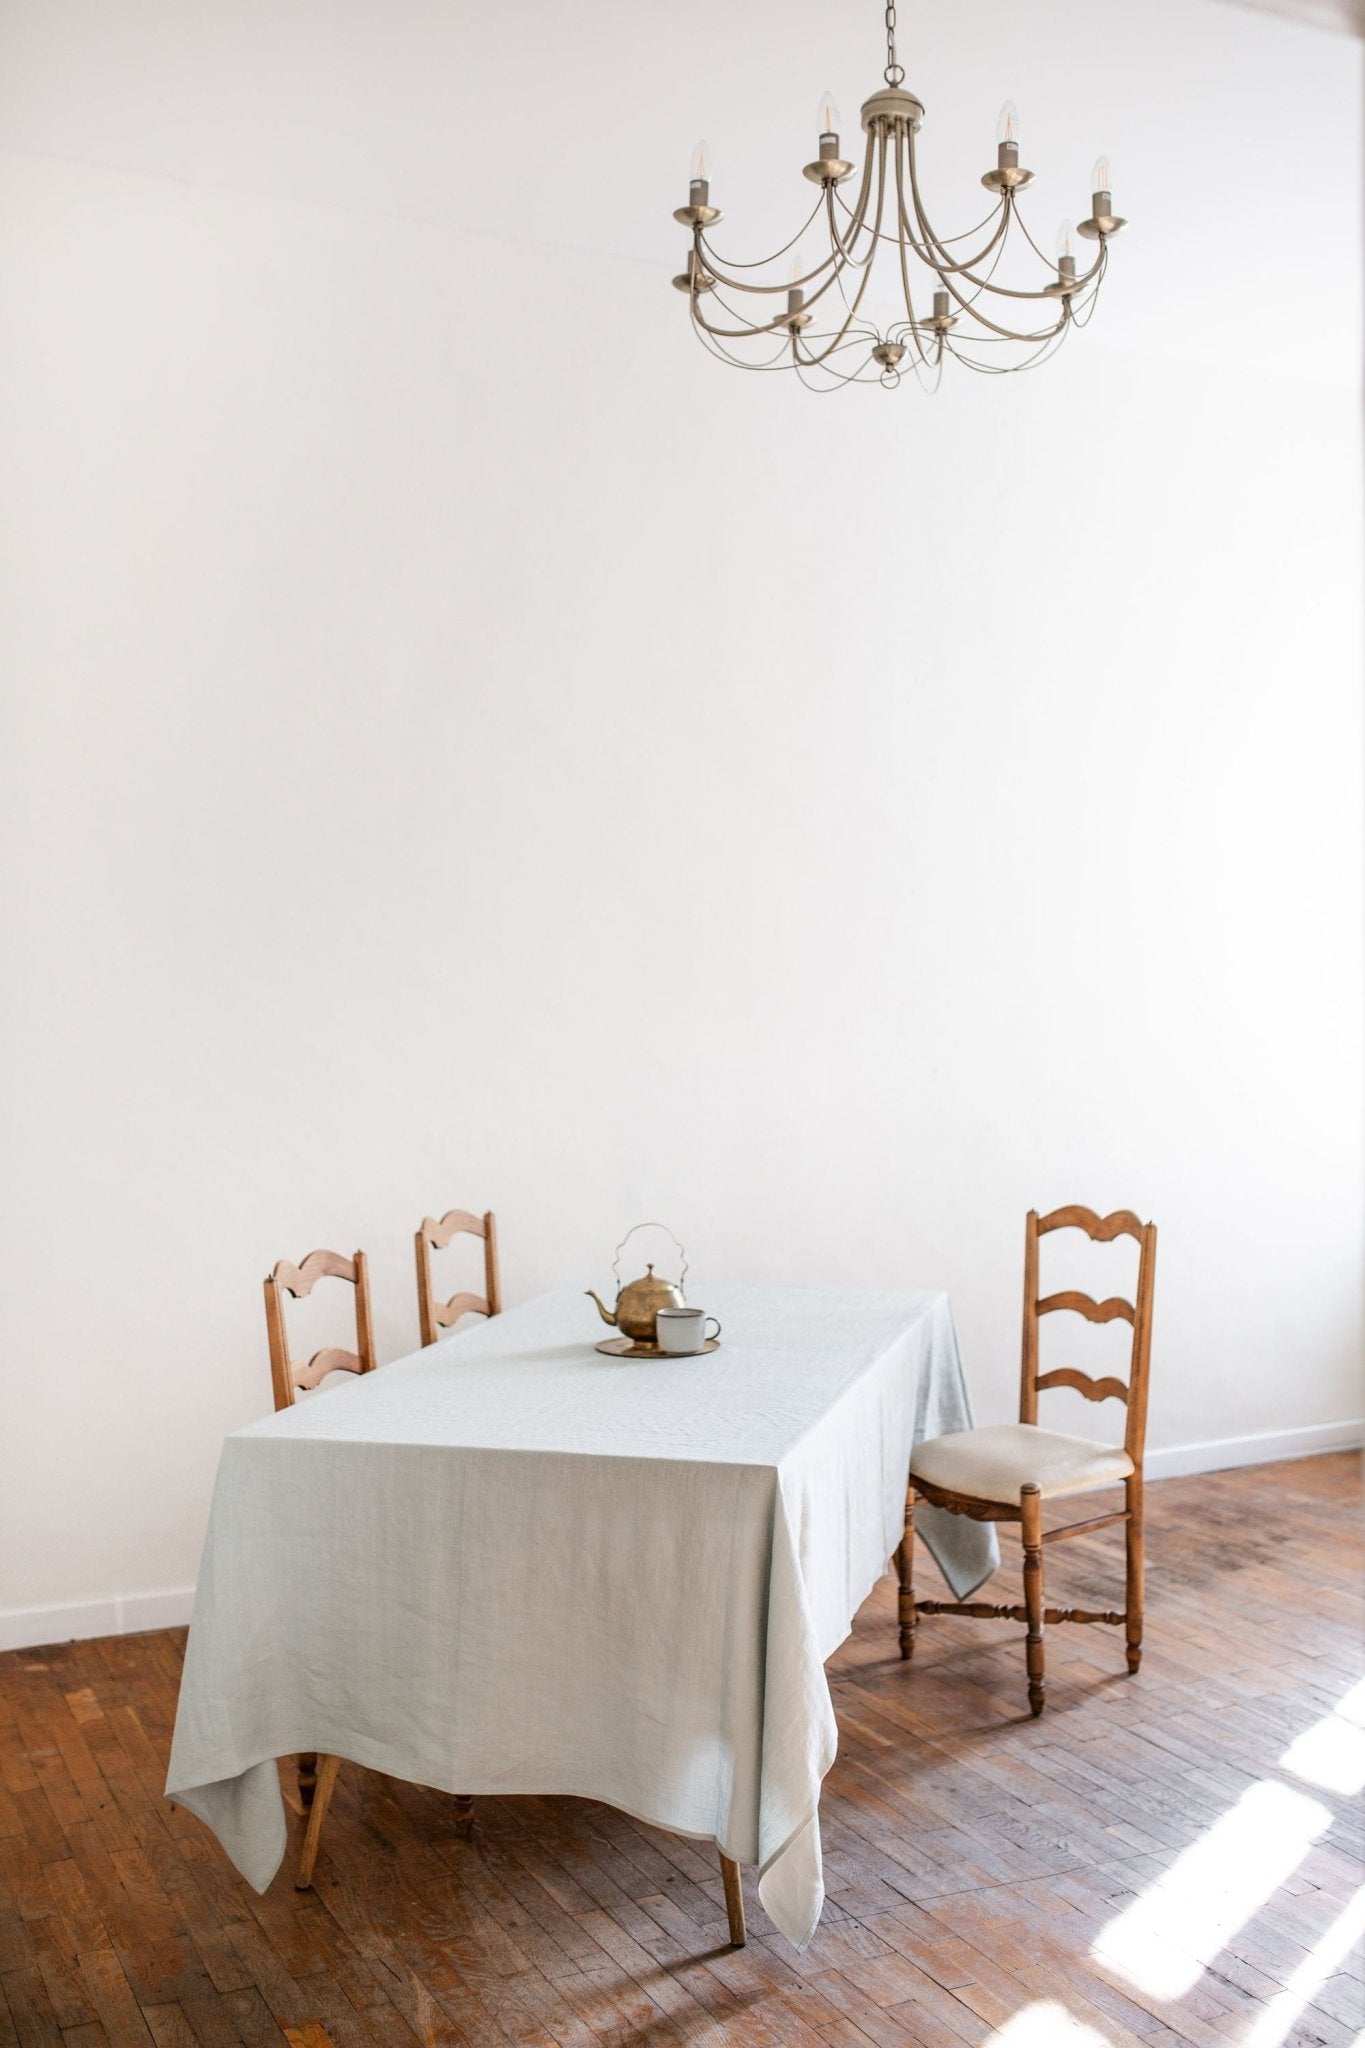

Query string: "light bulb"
[[997, 101, 1019, 147], [1092, 155, 1112, 197], [1056, 220, 1074, 263], [789, 252, 806, 285], [817, 90, 841, 139], [689, 138, 711, 185]]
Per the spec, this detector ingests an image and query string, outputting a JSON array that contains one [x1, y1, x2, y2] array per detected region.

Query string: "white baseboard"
[[1, 1422, 1360, 1656], [1143, 1418, 1363, 1481], [0, 1586, 194, 1657]]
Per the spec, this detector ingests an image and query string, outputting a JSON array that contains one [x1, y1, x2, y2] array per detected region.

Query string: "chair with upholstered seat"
[[897, 1205, 1157, 1717], [415, 1207, 501, 1346]]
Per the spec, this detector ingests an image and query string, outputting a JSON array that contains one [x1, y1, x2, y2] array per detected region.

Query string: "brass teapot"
[[587, 1223, 688, 1344]]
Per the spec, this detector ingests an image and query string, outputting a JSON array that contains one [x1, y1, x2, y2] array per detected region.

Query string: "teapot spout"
[[585, 1290, 618, 1328]]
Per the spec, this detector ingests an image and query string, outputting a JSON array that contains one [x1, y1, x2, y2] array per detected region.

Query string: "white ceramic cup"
[[655, 1306, 721, 1355]]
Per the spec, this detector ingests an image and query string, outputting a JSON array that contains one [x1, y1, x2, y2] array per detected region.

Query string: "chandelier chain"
[[884, 0, 904, 85]]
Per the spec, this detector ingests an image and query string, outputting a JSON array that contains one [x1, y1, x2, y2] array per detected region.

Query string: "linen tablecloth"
[[167, 1285, 995, 1948]]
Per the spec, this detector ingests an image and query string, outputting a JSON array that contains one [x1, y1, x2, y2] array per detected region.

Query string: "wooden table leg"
[[297, 1752, 317, 1809], [719, 1852, 746, 1946]]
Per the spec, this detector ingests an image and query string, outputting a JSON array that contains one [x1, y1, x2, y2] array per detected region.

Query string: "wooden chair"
[[263, 1245, 379, 1866], [263, 1248, 377, 1413], [415, 1208, 501, 1346], [898, 1205, 1157, 1717]]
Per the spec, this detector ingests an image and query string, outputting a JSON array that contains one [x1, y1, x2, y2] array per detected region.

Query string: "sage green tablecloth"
[[167, 1285, 995, 1948]]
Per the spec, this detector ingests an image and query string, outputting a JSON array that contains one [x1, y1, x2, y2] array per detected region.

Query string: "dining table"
[[166, 1284, 998, 1950]]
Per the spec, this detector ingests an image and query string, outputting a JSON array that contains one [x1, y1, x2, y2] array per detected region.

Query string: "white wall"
[[1, 1, 1361, 1639]]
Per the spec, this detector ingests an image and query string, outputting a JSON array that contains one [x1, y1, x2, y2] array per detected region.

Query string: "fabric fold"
[[166, 1285, 996, 1949]]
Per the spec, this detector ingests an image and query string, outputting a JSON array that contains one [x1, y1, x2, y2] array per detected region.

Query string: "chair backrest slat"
[[264, 1248, 377, 1411], [415, 1208, 501, 1347], [1036, 1290, 1134, 1327], [1020, 1207, 1157, 1460]]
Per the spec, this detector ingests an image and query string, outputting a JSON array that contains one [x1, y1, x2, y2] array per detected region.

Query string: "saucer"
[[595, 1336, 721, 1360]]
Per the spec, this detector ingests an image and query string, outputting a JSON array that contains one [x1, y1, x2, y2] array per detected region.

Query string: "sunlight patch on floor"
[[1236, 1883, 1365, 2047], [1280, 1675, 1365, 1797], [982, 2001, 1113, 2046], [1093, 1780, 1332, 2001]]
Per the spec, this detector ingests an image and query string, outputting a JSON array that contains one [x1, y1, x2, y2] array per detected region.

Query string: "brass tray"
[[595, 1336, 721, 1360]]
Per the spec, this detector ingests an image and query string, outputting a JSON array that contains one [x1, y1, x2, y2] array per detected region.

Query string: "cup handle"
[[704, 1317, 722, 1343]]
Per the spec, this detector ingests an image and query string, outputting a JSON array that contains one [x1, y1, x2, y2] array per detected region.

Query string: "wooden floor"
[[1, 1457, 1361, 2048]]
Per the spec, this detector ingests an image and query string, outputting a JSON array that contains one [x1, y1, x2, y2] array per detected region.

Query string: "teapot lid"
[[620, 1263, 681, 1302]]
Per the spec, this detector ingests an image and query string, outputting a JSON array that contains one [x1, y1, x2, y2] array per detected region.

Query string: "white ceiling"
[[0, 0, 1358, 389], [1214, 0, 1363, 31]]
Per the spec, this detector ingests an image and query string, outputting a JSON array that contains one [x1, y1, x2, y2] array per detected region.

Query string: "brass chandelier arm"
[[825, 185, 876, 271], [820, 146, 879, 267], [695, 152, 872, 298], [790, 133, 890, 367], [944, 325, 1072, 375], [934, 276, 1071, 345], [689, 306, 797, 369], [892, 201, 934, 369], [890, 133, 1013, 278], [692, 223, 872, 332], [897, 192, 1066, 343], [903, 180, 1080, 341], [693, 233, 851, 304], [1065, 252, 1110, 325], [907, 135, 1103, 305], [836, 180, 1005, 259], [695, 195, 826, 272], [689, 296, 805, 340]]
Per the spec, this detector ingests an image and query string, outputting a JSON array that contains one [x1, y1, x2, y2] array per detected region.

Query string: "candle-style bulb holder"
[[804, 132, 856, 185], [982, 137, 1034, 193], [671, 249, 716, 293], [1044, 254, 1079, 297], [1078, 186, 1127, 239], [917, 287, 958, 335], [674, 175, 722, 228]]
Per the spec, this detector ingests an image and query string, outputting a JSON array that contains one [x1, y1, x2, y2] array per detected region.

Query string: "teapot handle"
[[612, 1221, 689, 1294]]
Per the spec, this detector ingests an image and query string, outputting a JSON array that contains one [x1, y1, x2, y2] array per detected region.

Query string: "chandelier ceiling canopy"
[[672, 1, 1128, 392]]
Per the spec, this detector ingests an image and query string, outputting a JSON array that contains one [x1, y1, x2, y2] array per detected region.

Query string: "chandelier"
[[672, 1, 1127, 391]]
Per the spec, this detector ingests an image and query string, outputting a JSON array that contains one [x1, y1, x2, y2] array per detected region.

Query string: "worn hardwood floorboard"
[[0, 1456, 1360, 2048]]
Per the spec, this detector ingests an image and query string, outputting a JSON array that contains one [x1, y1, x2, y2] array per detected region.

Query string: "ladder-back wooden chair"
[[262, 1246, 379, 1877], [415, 1208, 501, 1346], [898, 1205, 1157, 1717], [263, 1248, 378, 1412]]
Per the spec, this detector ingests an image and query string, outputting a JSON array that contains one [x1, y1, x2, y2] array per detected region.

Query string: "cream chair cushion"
[[909, 1422, 1134, 1504]]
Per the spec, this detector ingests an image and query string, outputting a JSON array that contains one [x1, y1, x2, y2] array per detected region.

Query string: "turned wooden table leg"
[[896, 1483, 918, 1661], [1021, 1483, 1046, 1718], [297, 1753, 318, 1810], [719, 1853, 746, 1946], [452, 1795, 475, 1839]]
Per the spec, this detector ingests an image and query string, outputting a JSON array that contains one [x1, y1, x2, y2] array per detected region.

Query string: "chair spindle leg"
[[452, 1795, 475, 1838], [297, 1753, 317, 1809], [1020, 1483, 1045, 1718], [1125, 1473, 1144, 1673], [896, 1484, 918, 1661], [295, 1753, 341, 1888]]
